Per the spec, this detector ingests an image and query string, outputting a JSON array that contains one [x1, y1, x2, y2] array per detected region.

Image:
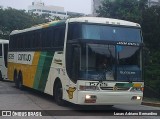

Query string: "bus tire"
[[0, 71, 3, 81], [17, 72, 24, 90], [54, 82, 64, 106], [14, 71, 19, 88]]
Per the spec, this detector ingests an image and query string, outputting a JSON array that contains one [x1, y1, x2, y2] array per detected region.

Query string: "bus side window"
[[9, 36, 13, 50], [42, 29, 47, 48], [39, 31, 42, 49], [25, 32, 30, 49], [33, 30, 42, 50], [27, 32, 30, 50], [54, 28, 60, 47], [54, 26, 65, 47], [47, 28, 53, 48], [51, 29, 55, 47], [18, 34, 23, 50], [22, 34, 25, 50], [59, 26, 65, 47]]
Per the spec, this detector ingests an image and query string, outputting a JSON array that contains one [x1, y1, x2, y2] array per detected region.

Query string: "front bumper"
[[77, 91, 143, 105]]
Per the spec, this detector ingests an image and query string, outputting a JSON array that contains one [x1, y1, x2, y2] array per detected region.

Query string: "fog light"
[[85, 95, 97, 103]]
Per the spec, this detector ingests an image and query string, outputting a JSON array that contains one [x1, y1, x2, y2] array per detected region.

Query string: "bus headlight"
[[79, 85, 99, 91]]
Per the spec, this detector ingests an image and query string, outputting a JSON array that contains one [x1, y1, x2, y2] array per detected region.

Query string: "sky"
[[0, 0, 92, 14]]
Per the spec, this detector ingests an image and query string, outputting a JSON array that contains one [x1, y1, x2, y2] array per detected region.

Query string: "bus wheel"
[[0, 71, 3, 81], [14, 73, 19, 88], [54, 82, 64, 106], [17, 73, 24, 90]]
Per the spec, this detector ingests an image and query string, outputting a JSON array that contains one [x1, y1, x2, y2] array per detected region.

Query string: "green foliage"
[[142, 7, 160, 96], [142, 6, 160, 49], [97, 0, 148, 23], [0, 7, 47, 39]]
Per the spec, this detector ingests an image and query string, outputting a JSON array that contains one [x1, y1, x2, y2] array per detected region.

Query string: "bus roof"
[[0, 39, 9, 43], [10, 17, 140, 35], [67, 17, 141, 27]]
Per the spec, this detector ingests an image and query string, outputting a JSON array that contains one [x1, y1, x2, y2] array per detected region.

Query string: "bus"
[[0, 39, 9, 81], [8, 17, 144, 106]]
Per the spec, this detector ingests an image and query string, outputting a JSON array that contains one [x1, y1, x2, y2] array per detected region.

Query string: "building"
[[28, 0, 68, 19], [92, 0, 160, 16], [28, 0, 85, 20]]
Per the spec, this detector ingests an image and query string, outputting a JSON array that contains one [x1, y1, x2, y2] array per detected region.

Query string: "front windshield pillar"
[[86, 44, 89, 79]]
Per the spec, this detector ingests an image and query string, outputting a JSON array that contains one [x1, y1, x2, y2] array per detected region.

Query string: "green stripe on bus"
[[115, 83, 133, 88], [33, 52, 47, 89], [38, 52, 55, 92]]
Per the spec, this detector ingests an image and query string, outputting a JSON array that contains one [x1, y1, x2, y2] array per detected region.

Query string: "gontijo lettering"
[[18, 54, 31, 61]]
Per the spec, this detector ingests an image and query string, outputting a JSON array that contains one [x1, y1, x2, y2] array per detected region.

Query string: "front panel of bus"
[[65, 23, 144, 105]]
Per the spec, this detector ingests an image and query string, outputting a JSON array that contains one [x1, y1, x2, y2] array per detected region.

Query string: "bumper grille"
[[100, 86, 130, 91]]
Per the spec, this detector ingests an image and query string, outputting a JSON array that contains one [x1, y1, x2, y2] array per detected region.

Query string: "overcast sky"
[[0, 0, 92, 14]]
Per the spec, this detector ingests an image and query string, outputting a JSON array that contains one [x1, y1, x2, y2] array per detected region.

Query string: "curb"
[[142, 102, 160, 107]]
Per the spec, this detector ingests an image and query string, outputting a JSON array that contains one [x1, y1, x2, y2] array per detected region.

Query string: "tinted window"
[[48, 28, 53, 47], [54, 26, 65, 47], [67, 23, 81, 40], [82, 24, 142, 42], [9, 25, 66, 51]]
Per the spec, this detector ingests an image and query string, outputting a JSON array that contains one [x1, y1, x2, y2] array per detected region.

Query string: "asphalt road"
[[0, 81, 159, 119]]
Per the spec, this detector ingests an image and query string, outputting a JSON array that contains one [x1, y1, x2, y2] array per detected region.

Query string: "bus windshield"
[[68, 23, 142, 43], [66, 43, 142, 82]]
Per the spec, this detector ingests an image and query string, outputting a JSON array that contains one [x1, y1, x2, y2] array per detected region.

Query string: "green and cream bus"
[[8, 17, 144, 106]]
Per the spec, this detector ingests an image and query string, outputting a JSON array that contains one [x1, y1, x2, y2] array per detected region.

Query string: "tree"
[[0, 7, 46, 39], [142, 6, 160, 49], [97, 0, 148, 23], [142, 6, 160, 97]]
